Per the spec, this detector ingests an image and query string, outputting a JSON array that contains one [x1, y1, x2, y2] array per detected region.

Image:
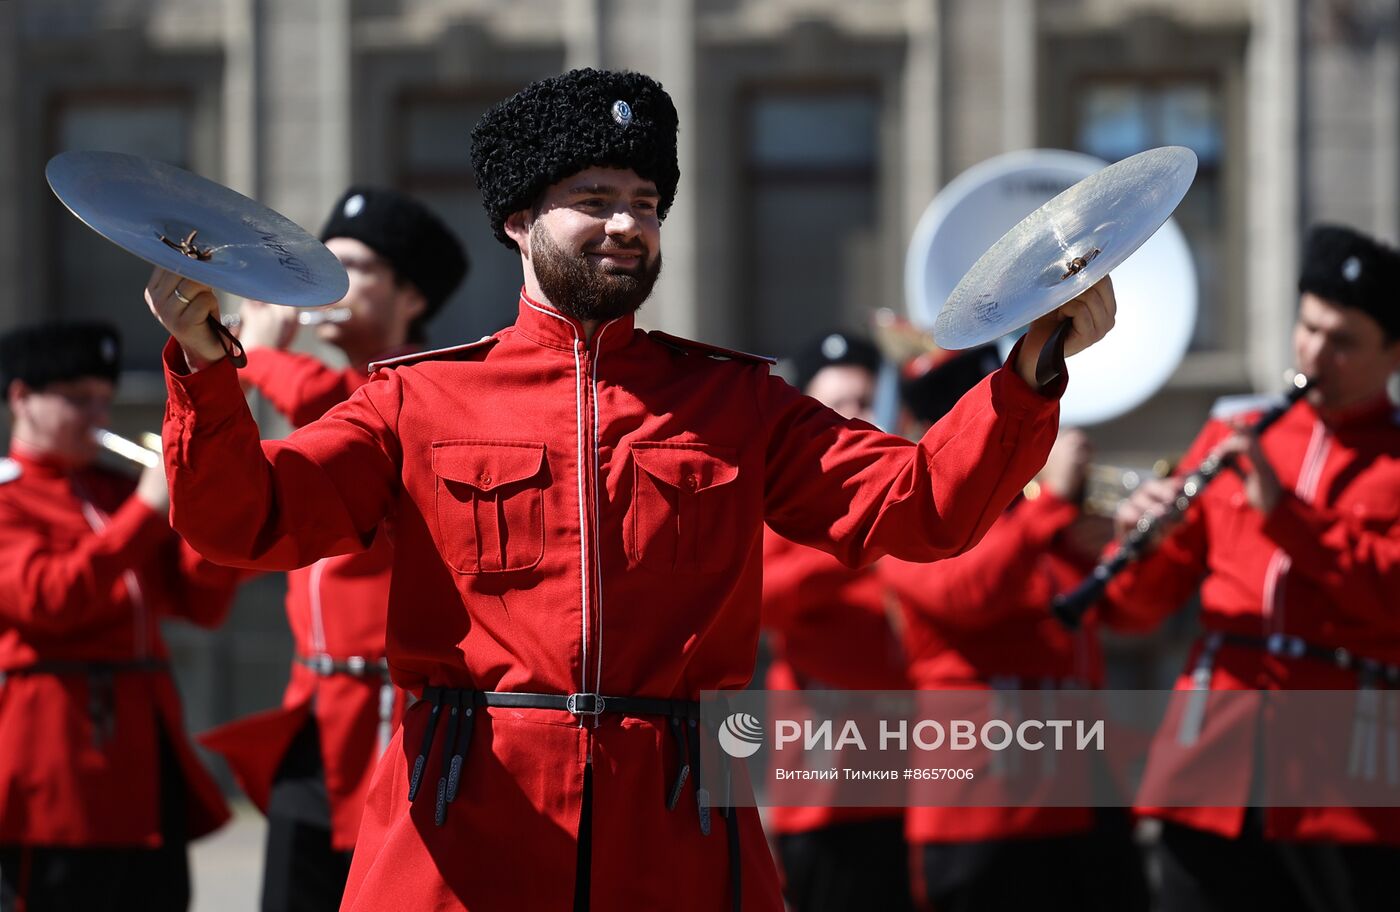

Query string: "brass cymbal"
[[46, 151, 348, 308], [933, 146, 1197, 350]]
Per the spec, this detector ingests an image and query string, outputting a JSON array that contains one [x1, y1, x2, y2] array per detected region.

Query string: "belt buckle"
[[566, 693, 606, 716], [346, 655, 367, 675], [313, 654, 335, 675]]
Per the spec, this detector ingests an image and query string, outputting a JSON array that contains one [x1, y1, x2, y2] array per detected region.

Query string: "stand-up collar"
[[7, 440, 78, 479], [514, 289, 635, 355]]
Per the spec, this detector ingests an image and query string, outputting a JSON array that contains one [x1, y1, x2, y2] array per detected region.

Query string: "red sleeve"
[[0, 495, 171, 635], [761, 339, 1062, 568], [1096, 421, 1227, 633], [241, 348, 363, 428], [877, 492, 1077, 632], [163, 340, 400, 572], [1260, 490, 1400, 629], [760, 527, 866, 634], [159, 542, 245, 629]]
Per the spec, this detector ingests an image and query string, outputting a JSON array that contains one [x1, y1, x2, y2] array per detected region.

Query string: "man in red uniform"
[[1104, 224, 1400, 911], [142, 68, 1117, 911], [0, 323, 239, 912], [880, 345, 1148, 912], [761, 330, 913, 912], [200, 187, 467, 912]]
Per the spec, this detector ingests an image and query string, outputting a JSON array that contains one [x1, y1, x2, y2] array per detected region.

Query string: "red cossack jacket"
[[880, 491, 1107, 843], [162, 294, 1061, 912], [760, 526, 908, 836], [1102, 394, 1400, 844], [0, 446, 238, 847], [198, 347, 412, 851]]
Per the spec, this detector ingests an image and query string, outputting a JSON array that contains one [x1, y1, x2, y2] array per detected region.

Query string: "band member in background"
[[880, 346, 1149, 912], [200, 187, 468, 912], [1101, 224, 1400, 912], [0, 323, 240, 912], [142, 68, 1116, 911], [762, 330, 913, 912]]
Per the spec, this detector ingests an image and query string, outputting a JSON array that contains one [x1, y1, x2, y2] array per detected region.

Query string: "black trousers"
[[776, 817, 914, 912], [915, 811, 1148, 912], [1158, 810, 1400, 912], [0, 730, 190, 912], [259, 716, 353, 912]]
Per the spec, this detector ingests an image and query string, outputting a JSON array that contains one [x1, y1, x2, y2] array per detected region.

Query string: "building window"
[[47, 95, 190, 370], [1075, 79, 1226, 351], [743, 89, 879, 357], [395, 91, 528, 345]]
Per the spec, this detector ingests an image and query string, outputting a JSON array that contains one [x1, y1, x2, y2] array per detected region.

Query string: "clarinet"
[[1052, 373, 1312, 629]]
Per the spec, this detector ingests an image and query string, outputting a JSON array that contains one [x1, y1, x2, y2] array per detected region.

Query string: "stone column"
[[0, 0, 21, 329], [1244, 0, 1302, 392], [257, 0, 352, 230], [901, 0, 942, 246], [1374, 9, 1399, 241], [222, 0, 260, 198], [1000, 0, 1035, 153]]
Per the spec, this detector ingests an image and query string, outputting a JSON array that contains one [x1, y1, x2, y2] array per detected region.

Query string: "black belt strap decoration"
[[403, 689, 740, 909]]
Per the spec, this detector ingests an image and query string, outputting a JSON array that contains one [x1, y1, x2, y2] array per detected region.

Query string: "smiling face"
[[1293, 292, 1400, 412], [505, 166, 663, 323]]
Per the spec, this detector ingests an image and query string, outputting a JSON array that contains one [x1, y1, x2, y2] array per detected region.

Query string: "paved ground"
[[190, 802, 265, 912]]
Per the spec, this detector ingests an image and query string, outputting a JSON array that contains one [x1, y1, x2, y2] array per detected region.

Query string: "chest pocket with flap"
[[432, 440, 547, 574], [628, 442, 740, 574]]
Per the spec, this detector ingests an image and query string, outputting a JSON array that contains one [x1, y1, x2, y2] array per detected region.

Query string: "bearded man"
[[140, 68, 1116, 911]]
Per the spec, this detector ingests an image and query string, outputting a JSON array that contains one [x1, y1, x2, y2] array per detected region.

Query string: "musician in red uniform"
[[880, 345, 1148, 912], [141, 68, 1117, 911], [761, 330, 913, 912], [1103, 224, 1400, 912], [199, 187, 467, 912], [0, 323, 239, 912]]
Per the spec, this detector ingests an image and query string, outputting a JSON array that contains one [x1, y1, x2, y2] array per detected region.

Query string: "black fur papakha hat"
[[900, 345, 1002, 426], [320, 186, 468, 317], [1298, 224, 1400, 340], [470, 68, 680, 250], [792, 331, 882, 392], [0, 322, 121, 393]]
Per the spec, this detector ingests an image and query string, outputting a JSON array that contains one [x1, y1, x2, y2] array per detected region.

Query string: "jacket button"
[[685, 474, 699, 491], [479, 474, 492, 487]]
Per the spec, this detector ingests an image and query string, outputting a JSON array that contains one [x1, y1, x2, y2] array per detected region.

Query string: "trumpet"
[[1078, 461, 1174, 519], [93, 429, 162, 468], [220, 307, 352, 330]]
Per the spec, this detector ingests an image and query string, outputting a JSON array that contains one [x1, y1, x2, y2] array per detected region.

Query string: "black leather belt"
[[295, 653, 390, 678], [1218, 633, 1400, 684], [0, 659, 171, 748], [405, 688, 742, 909], [0, 658, 169, 680]]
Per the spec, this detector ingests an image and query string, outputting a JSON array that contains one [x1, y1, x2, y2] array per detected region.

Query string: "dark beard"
[[530, 222, 662, 323]]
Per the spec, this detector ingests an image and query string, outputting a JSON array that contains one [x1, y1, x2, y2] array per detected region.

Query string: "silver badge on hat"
[[821, 334, 849, 360], [1342, 255, 1362, 282], [344, 194, 366, 218], [611, 100, 633, 127]]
